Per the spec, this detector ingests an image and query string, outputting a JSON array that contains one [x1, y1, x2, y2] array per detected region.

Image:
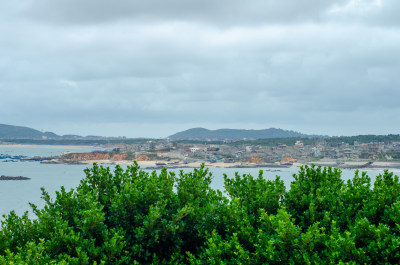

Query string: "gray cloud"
[[327, 0, 400, 26], [1, 0, 400, 137], [22, 0, 347, 26]]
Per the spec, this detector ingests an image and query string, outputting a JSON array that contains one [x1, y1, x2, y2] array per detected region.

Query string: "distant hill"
[[0, 124, 59, 139], [168, 128, 322, 141], [0, 124, 120, 140]]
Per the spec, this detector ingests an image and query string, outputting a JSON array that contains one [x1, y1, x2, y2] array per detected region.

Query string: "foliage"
[[386, 150, 400, 159], [2, 164, 400, 264], [168, 128, 309, 141]]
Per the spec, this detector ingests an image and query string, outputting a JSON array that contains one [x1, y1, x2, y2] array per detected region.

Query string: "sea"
[[0, 145, 398, 219]]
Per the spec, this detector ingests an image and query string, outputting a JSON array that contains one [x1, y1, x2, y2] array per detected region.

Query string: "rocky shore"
[[0, 175, 30, 180], [306, 161, 400, 171]]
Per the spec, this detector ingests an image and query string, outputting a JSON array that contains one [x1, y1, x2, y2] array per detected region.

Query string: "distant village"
[[3, 124, 400, 167], [3, 134, 400, 168], [106, 138, 400, 166]]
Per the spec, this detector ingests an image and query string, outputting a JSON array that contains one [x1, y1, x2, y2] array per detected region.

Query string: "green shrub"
[[1, 163, 400, 264]]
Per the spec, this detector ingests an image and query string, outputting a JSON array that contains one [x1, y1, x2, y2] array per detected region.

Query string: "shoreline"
[[0, 143, 97, 148], [41, 159, 400, 172], [42, 158, 290, 169], [5, 143, 400, 172], [43, 159, 244, 168]]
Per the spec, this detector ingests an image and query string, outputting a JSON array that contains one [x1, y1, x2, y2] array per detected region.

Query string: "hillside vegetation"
[[0, 124, 58, 139], [1, 164, 400, 264], [230, 134, 400, 147], [168, 127, 320, 140]]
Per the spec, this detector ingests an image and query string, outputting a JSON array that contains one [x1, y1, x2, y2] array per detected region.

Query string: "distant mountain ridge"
[[0, 124, 101, 139], [168, 127, 322, 140], [1, 124, 323, 141]]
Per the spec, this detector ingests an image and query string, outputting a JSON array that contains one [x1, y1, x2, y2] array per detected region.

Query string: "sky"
[[1, 0, 400, 138]]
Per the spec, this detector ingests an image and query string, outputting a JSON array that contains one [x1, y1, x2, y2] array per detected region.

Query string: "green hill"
[[0, 124, 59, 139], [168, 127, 320, 140]]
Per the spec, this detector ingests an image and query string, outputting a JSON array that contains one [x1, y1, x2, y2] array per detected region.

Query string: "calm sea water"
[[0, 145, 397, 219]]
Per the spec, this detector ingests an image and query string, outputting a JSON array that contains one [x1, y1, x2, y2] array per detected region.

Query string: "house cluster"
[[112, 139, 400, 163], [308, 141, 400, 160]]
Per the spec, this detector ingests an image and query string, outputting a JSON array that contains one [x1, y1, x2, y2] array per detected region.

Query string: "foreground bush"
[[1, 163, 400, 264]]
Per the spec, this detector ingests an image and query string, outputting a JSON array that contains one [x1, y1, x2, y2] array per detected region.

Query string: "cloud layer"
[[1, 0, 399, 137]]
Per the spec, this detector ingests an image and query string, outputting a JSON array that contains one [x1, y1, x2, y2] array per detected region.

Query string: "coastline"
[[41, 159, 400, 172], [43, 159, 244, 168], [5, 143, 400, 172], [304, 161, 400, 172], [0, 143, 96, 148]]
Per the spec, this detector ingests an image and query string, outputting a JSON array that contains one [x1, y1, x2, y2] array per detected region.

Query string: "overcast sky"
[[1, 0, 399, 137]]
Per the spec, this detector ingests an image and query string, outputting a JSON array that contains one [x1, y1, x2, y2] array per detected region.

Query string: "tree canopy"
[[1, 163, 400, 264]]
